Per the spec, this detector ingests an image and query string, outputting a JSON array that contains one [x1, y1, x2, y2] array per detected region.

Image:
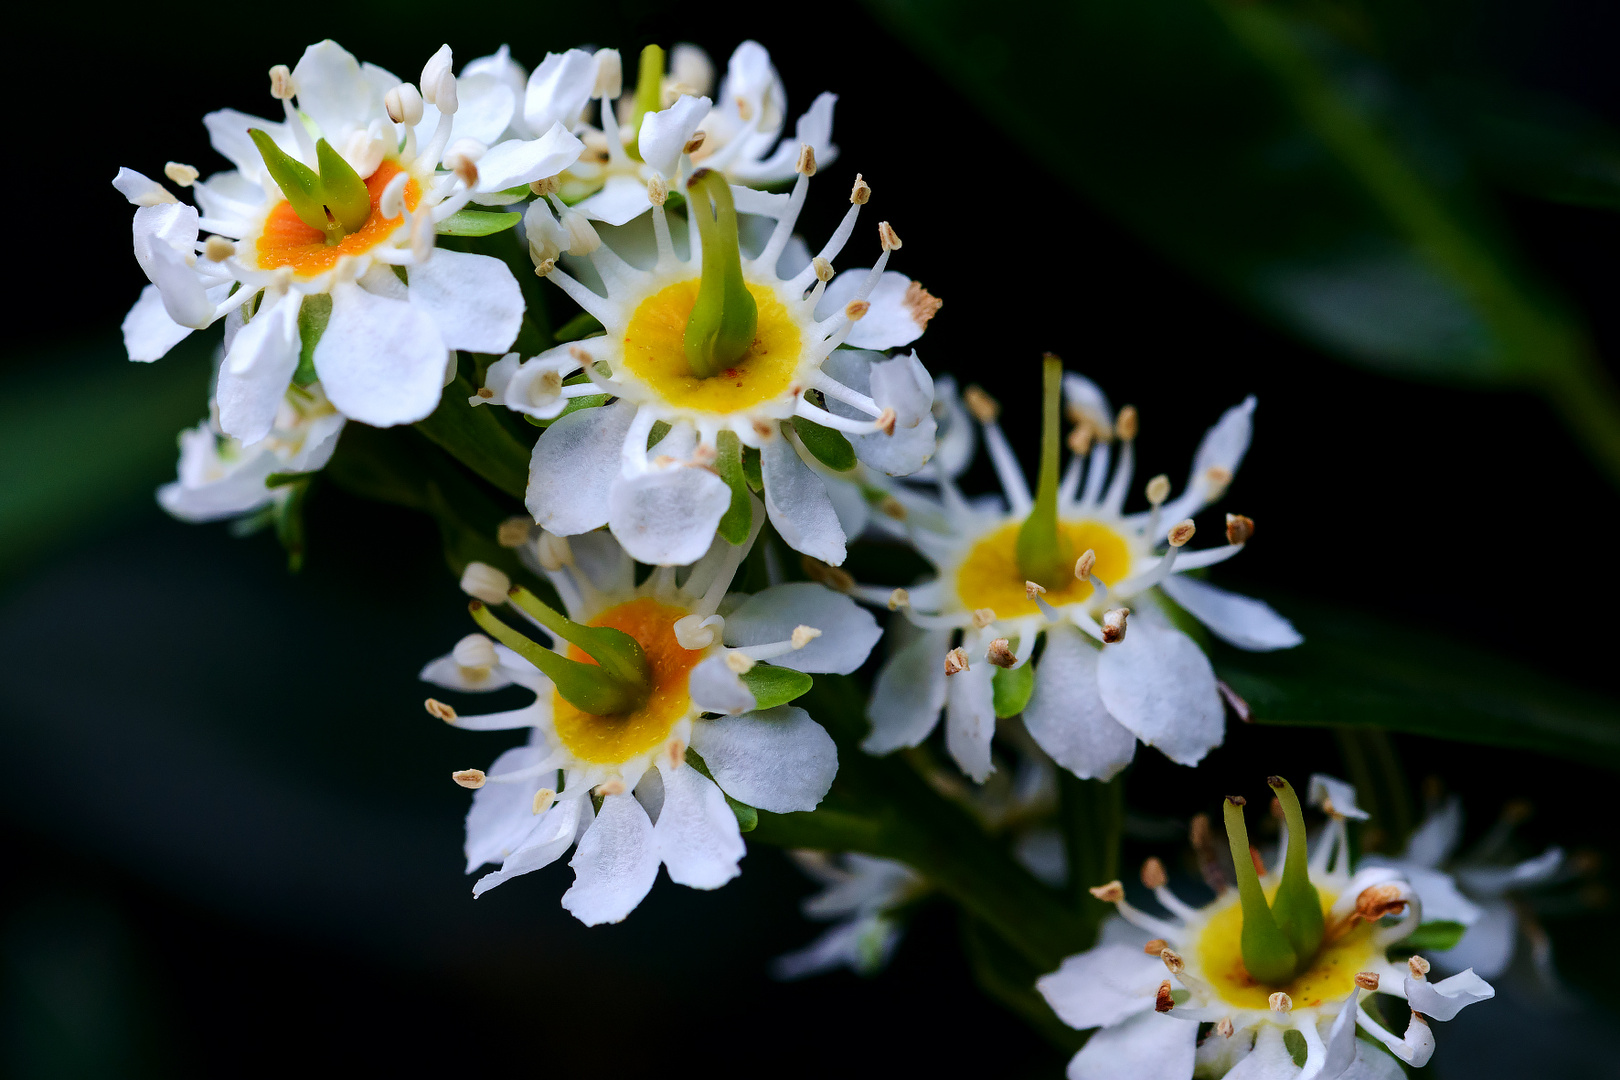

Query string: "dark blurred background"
[[6, 0, 1620, 1075]]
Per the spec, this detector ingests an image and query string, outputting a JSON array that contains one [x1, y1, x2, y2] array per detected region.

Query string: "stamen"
[[1216, 1018, 1234, 1039], [269, 64, 295, 100], [1101, 608, 1128, 643], [164, 162, 199, 187], [1190, 812, 1228, 893], [851, 174, 871, 204], [1025, 581, 1046, 599], [497, 517, 533, 548], [596, 779, 626, 797], [385, 84, 424, 126], [1155, 981, 1175, 1013], [797, 144, 818, 176], [1269, 992, 1293, 1013], [944, 647, 969, 675], [813, 257, 834, 282], [971, 608, 997, 629], [444, 139, 483, 186], [203, 236, 235, 262], [986, 639, 1017, 668], [647, 174, 668, 206], [791, 625, 822, 649], [1226, 513, 1255, 545], [1408, 955, 1430, 980], [1074, 549, 1096, 581], [683, 132, 706, 155], [425, 698, 458, 723], [535, 531, 573, 570], [888, 588, 910, 611], [878, 221, 902, 251], [1089, 880, 1182, 939], [593, 48, 623, 99], [1144, 939, 1168, 956], [1146, 475, 1171, 506], [1168, 520, 1196, 547], [1356, 972, 1381, 991], [452, 769, 486, 789], [532, 788, 556, 815], [845, 299, 870, 321], [1115, 405, 1138, 441], [460, 562, 512, 604], [1141, 857, 1168, 889], [962, 385, 999, 423], [453, 633, 498, 672]]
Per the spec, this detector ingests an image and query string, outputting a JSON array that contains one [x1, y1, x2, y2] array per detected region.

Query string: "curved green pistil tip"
[[1268, 775, 1326, 964], [249, 129, 371, 244], [468, 593, 651, 717], [630, 43, 667, 154], [314, 138, 371, 234], [1016, 354, 1072, 587], [1223, 795, 1297, 985], [683, 169, 757, 379]]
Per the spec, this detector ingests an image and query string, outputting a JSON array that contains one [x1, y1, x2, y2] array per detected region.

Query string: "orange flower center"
[[253, 160, 420, 278]]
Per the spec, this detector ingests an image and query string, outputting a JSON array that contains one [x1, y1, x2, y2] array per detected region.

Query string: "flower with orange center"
[[420, 520, 881, 925], [854, 371, 1301, 783]]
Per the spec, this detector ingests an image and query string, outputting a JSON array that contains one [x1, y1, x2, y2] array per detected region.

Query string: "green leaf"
[[738, 665, 813, 710], [1213, 600, 1620, 769], [295, 294, 331, 386], [741, 446, 763, 492], [413, 373, 532, 498], [991, 661, 1034, 719], [1400, 921, 1468, 952], [434, 209, 523, 237], [553, 311, 605, 342], [713, 431, 753, 545], [790, 415, 857, 471]]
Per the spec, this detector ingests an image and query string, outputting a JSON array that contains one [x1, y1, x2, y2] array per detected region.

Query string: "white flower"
[[421, 520, 881, 925], [855, 369, 1300, 783], [159, 381, 344, 523], [1040, 786, 1494, 1080], [773, 851, 926, 979], [492, 160, 940, 566], [117, 40, 580, 438]]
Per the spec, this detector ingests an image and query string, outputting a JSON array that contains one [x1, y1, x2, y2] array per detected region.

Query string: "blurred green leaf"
[[553, 311, 604, 342], [713, 431, 754, 545], [414, 373, 532, 499], [791, 415, 857, 472], [1214, 601, 1620, 768], [1401, 920, 1468, 951], [991, 661, 1035, 719]]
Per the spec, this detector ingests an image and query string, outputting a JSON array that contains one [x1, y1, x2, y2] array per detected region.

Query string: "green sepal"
[[435, 209, 523, 236], [791, 415, 858, 471], [274, 474, 311, 573], [249, 129, 333, 239], [741, 446, 763, 492], [554, 311, 605, 342], [739, 664, 813, 710], [1222, 795, 1297, 985], [523, 394, 609, 428], [469, 600, 648, 716], [991, 661, 1035, 718], [683, 170, 757, 378], [714, 431, 754, 545], [507, 585, 652, 700], [1283, 1030, 1308, 1069], [1267, 776, 1326, 968], [1401, 921, 1468, 952], [647, 420, 672, 450], [295, 294, 331, 386], [314, 138, 371, 234], [684, 746, 758, 831]]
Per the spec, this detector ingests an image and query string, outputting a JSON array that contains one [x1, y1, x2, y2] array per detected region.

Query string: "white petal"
[[216, 294, 301, 443], [654, 762, 744, 889], [473, 795, 585, 897], [689, 706, 837, 814], [1455, 845, 1565, 895], [111, 167, 173, 207], [608, 465, 731, 566], [463, 743, 551, 871], [814, 270, 932, 350], [1222, 1025, 1296, 1080], [1063, 372, 1113, 429], [862, 630, 949, 754], [1400, 798, 1463, 868], [1157, 396, 1256, 525], [560, 792, 659, 924], [945, 658, 996, 782], [639, 94, 711, 177], [773, 916, 898, 980], [291, 40, 376, 139], [1024, 625, 1139, 781], [1095, 622, 1224, 767], [1404, 969, 1494, 1021], [1433, 900, 1516, 978], [408, 249, 523, 354], [1036, 944, 1163, 1029], [284, 413, 345, 472], [761, 436, 847, 564], [450, 71, 516, 145], [121, 286, 193, 362], [1307, 773, 1370, 820], [722, 582, 881, 674], [526, 401, 635, 534], [131, 202, 198, 279], [576, 174, 656, 226], [1339, 1040, 1405, 1080], [475, 124, 585, 191], [688, 654, 757, 715], [315, 282, 448, 426], [1159, 576, 1302, 651], [1065, 1010, 1197, 1080], [203, 109, 295, 182], [523, 49, 597, 134], [1399, 864, 1484, 926]]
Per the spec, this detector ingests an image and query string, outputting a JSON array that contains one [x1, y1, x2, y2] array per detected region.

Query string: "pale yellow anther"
[[1225, 514, 1255, 545], [725, 651, 757, 674], [497, 517, 533, 549], [1168, 520, 1196, 547], [269, 64, 295, 100], [812, 256, 834, 283], [533, 257, 556, 276], [850, 173, 871, 205], [532, 787, 556, 815], [791, 625, 822, 649], [425, 698, 458, 723], [1408, 955, 1431, 980], [1159, 947, 1185, 975], [647, 174, 669, 206], [593, 49, 623, 99], [845, 300, 870, 321], [1217, 1018, 1235, 1039], [1115, 405, 1139, 441], [944, 647, 970, 675], [962, 385, 1000, 423], [1068, 423, 1095, 456], [460, 562, 511, 605], [535, 531, 573, 572], [203, 236, 235, 262], [1146, 474, 1171, 506], [1075, 549, 1096, 581], [452, 769, 486, 789], [888, 587, 910, 611], [878, 221, 902, 251], [476, 387, 495, 400], [986, 638, 1017, 668], [1144, 939, 1168, 956], [683, 131, 706, 155], [1355, 972, 1381, 991], [164, 162, 199, 187], [1089, 880, 1125, 903], [796, 144, 817, 176], [530, 175, 561, 197], [1024, 581, 1047, 600], [1269, 992, 1293, 1013], [1102, 608, 1129, 644], [971, 608, 997, 629]]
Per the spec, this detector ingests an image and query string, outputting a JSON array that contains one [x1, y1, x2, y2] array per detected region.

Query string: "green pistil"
[[683, 169, 757, 378], [468, 594, 651, 717], [1268, 775, 1326, 964], [1016, 354, 1073, 588], [626, 44, 666, 163], [1223, 795, 1298, 985], [250, 129, 371, 244]]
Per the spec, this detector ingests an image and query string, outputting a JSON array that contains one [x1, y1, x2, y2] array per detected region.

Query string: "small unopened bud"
[[530, 175, 561, 197], [593, 49, 623, 99], [944, 647, 969, 675], [1141, 856, 1168, 889], [1102, 608, 1129, 644], [725, 651, 756, 674], [1146, 474, 1171, 506], [1216, 1018, 1234, 1039], [1115, 405, 1138, 441], [844, 299, 870, 321], [796, 143, 817, 176], [452, 633, 498, 671], [1225, 514, 1254, 545], [970, 608, 997, 629], [1143, 939, 1168, 956], [1155, 981, 1175, 1013], [452, 769, 486, 789], [164, 162, 199, 187], [459, 561, 511, 604], [791, 625, 822, 649], [682, 131, 706, 155], [1168, 520, 1196, 547], [386, 83, 425, 126], [1408, 955, 1430, 980], [532, 788, 556, 815], [420, 45, 453, 107], [875, 407, 897, 435], [850, 173, 871, 204], [424, 698, 457, 723], [878, 221, 901, 251], [203, 236, 235, 262], [1074, 549, 1096, 581], [812, 256, 834, 283], [1159, 947, 1185, 975], [887, 588, 910, 611], [1355, 972, 1381, 991], [647, 174, 668, 206], [497, 517, 533, 548], [1024, 581, 1047, 600], [986, 638, 1017, 668], [963, 386, 999, 423], [1269, 992, 1292, 1013], [1088, 881, 1124, 903], [269, 64, 295, 100]]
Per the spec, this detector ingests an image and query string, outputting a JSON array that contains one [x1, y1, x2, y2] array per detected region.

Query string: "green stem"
[[1016, 355, 1070, 587], [1060, 772, 1122, 931]]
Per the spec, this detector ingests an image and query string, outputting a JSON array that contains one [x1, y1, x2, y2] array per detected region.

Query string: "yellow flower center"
[[1196, 886, 1378, 1010], [551, 597, 703, 765], [253, 159, 420, 278], [954, 519, 1132, 618], [619, 278, 804, 413]]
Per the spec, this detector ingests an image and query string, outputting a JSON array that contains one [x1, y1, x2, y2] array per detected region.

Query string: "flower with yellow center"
[[1038, 776, 1496, 1080], [488, 148, 939, 568], [855, 363, 1300, 783], [419, 518, 880, 925], [116, 40, 583, 440]]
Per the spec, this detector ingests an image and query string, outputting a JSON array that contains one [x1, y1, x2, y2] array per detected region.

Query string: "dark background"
[[5, 0, 1619, 1074]]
